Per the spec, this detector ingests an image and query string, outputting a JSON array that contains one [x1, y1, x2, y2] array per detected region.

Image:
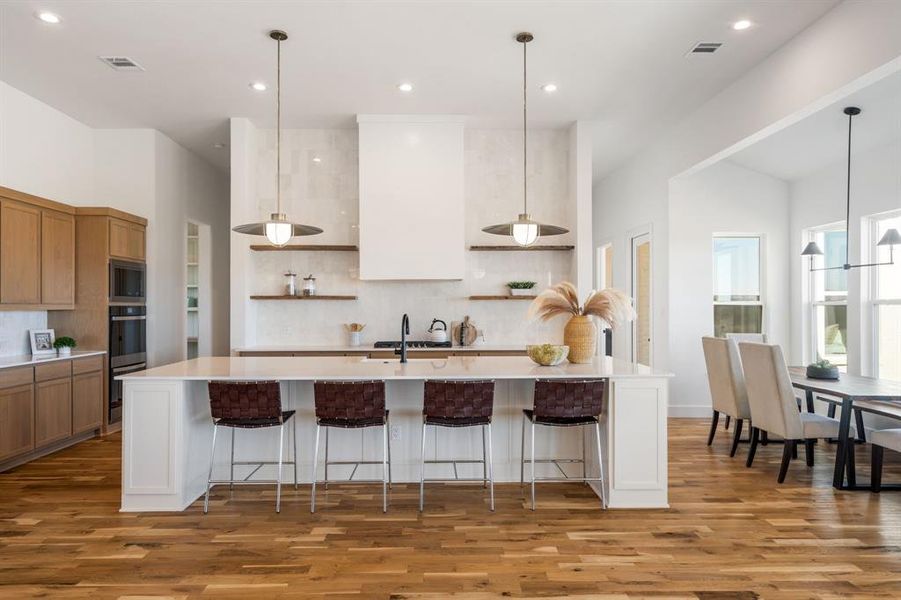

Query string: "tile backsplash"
[[0, 311, 47, 356]]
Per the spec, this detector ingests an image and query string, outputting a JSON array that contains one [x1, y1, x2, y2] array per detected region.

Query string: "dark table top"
[[789, 367, 901, 402]]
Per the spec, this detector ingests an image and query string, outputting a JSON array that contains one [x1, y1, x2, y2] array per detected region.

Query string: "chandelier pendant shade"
[[232, 29, 322, 246], [481, 32, 568, 246], [802, 106, 898, 271]]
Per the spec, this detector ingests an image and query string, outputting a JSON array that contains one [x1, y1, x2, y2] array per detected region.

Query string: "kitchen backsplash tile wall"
[[248, 127, 572, 346], [0, 311, 47, 356]]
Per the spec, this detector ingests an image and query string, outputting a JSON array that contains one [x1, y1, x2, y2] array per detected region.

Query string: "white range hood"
[[357, 115, 465, 280]]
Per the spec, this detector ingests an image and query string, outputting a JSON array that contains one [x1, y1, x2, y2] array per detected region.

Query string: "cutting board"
[[451, 316, 478, 346]]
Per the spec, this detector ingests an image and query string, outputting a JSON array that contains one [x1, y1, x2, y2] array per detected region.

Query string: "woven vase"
[[563, 315, 596, 364]]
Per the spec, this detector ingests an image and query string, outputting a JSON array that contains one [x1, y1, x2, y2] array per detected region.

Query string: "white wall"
[[668, 161, 790, 415], [593, 0, 901, 405]]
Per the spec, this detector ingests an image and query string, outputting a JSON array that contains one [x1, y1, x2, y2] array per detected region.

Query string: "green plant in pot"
[[53, 336, 77, 357], [806, 356, 839, 380], [507, 281, 537, 297]]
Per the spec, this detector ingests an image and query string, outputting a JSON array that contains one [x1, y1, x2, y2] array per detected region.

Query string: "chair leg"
[[481, 424, 488, 489], [419, 419, 426, 512], [871, 445, 884, 493], [827, 403, 836, 418], [804, 440, 815, 467], [729, 419, 743, 457], [203, 424, 219, 514], [382, 421, 388, 513], [292, 418, 298, 490], [229, 427, 235, 491], [854, 409, 866, 443], [276, 422, 285, 513], [595, 420, 607, 509], [724, 414, 731, 431], [746, 427, 759, 468], [792, 442, 798, 460], [761, 430, 769, 446], [324, 427, 329, 490], [487, 423, 495, 511], [707, 410, 720, 446], [520, 413, 526, 486], [310, 423, 321, 513], [386, 413, 393, 489], [530, 420, 536, 511], [778, 441, 794, 483]]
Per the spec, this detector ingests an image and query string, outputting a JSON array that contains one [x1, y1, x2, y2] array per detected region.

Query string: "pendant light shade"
[[482, 32, 568, 246], [232, 30, 322, 246], [877, 228, 901, 247]]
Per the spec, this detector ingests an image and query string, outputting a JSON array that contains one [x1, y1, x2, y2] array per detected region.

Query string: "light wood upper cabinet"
[[0, 383, 34, 461], [0, 199, 42, 304], [109, 218, 146, 261], [41, 209, 75, 306], [35, 377, 72, 448]]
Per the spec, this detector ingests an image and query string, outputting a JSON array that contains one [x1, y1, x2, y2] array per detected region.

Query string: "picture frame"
[[30, 329, 56, 357]]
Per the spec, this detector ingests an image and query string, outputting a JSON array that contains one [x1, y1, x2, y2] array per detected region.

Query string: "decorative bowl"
[[806, 364, 839, 380], [527, 344, 569, 366]]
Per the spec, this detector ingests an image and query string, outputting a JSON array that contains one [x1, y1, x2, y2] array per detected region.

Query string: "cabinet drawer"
[[35, 360, 71, 382], [0, 366, 34, 389], [73, 355, 103, 375]]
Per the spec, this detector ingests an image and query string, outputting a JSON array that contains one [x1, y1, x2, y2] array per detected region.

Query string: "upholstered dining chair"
[[738, 342, 854, 483], [702, 337, 752, 456], [869, 428, 901, 492]]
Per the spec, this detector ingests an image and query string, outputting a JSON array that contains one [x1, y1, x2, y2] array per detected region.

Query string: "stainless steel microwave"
[[109, 259, 146, 304]]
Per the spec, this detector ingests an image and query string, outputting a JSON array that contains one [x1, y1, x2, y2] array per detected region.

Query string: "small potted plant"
[[53, 336, 77, 357], [806, 356, 839, 380], [507, 281, 537, 297]]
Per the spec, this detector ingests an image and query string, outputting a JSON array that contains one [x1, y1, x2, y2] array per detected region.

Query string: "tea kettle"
[[428, 318, 448, 343]]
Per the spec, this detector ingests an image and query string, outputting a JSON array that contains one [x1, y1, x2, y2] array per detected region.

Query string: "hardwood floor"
[[1, 419, 900, 599]]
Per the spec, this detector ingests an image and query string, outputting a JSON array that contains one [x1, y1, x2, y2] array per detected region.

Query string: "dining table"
[[789, 367, 901, 491]]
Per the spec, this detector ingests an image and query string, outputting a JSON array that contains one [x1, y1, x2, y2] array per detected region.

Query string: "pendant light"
[[482, 32, 568, 246], [801, 106, 899, 270], [233, 30, 323, 246]]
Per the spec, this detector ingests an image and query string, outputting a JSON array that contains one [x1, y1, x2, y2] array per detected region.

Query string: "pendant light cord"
[[844, 110, 852, 266], [276, 35, 282, 216], [522, 38, 528, 216]]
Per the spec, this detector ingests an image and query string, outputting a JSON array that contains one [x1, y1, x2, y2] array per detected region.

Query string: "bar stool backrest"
[[423, 380, 495, 419], [314, 380, 386, 421], [533, 379, 606, 419], [208, 381, 282, 420]]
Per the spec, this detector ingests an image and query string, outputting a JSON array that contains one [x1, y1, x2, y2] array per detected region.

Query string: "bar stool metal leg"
[[419, 419, 427, 512], [276, 421, 285, 513], [482, 425, 488, 488], [487, 423, 495, 511], [229, 428, 235, 491], [581, 426, 587, 483], [520, 413, 526, 486], [595, 420, 607, 509], [204, 424, 219, 514], [382, 421, 389, 513], [530, 419, 536, 511], [292, 418, 298, 489], [311, 423, 321, 513], [324, 427, 329, 490], [387, 412, 393, 489]]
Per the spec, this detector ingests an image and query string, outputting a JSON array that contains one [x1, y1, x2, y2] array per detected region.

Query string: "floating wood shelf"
[[468, 295, 537, 301], [250, 244, 358, 252], [469, 245, 574, 251], [250, 295, 357, 301]]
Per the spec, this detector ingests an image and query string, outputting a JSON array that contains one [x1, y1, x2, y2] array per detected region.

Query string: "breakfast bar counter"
[[119, 355, 671, 511]]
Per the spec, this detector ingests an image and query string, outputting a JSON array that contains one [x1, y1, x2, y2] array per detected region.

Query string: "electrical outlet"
[[390, 425, 401, 441]]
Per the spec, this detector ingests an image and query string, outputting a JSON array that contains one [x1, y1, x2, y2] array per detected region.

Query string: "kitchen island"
[[119, 355, 671, 511]]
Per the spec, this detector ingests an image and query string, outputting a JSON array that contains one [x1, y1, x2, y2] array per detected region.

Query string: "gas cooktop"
[[373, 340, 452, 349]]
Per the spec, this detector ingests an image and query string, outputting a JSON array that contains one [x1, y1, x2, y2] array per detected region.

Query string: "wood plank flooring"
[[1, 419, 900, 599]]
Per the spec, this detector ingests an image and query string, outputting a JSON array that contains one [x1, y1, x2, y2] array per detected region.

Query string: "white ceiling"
[[0, 1, 839, 175], [729, 69, 901, 181]]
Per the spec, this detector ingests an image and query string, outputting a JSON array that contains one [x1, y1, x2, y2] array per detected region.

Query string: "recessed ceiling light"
[[213, 143, 227, 149], [312, 156, 322, 163], [397, 82, 414, 93], [732, 19, 752, 31], [36, 11, 61, 24], [541, 83, 558, 93], [250, 82, 267, 91]]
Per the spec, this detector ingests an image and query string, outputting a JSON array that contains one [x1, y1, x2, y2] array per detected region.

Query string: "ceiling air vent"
[[687, 42, 723, 55], [99, 56, 145, 71]]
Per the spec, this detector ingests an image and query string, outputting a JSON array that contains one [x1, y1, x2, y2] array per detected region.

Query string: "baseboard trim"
[[668, 406, 712, 418]]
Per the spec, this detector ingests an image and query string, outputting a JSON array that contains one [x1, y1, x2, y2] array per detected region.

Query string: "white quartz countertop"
[[119, 355, 671, 381], [233, 344, 526, 353], [0, 350, 106, 370]]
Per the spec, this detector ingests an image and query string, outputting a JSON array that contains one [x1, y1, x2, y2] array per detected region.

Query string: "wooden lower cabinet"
[[0, 384, 35, 461], [72, 370, 103, 434], [35, 378, 72, 448]]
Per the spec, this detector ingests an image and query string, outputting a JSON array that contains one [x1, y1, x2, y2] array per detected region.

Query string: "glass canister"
[[284, 271, 298, 296], [302, 274, 316, 296]]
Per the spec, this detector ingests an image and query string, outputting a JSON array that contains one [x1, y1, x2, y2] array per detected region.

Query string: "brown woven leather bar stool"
[[521, 379, 607, 510], [203, 381, 296, 514], [419, 380, 495, 512], [311, 380, 391, 513]]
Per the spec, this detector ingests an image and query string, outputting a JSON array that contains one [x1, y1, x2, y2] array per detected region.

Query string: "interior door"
[[631, 233, 651, 366]]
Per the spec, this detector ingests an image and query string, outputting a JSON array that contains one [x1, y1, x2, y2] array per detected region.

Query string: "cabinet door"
[[0, 199, 41, 304], [128, 223, 145, 261], [72, 370, 102, 435], [41, 209, 75, 305], [35, 378, 72, 447], [109, 218, 130, 259], [0, 383, 34, 461]]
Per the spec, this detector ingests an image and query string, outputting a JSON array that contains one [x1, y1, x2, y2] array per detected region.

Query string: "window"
[[807, 226, 847, 370], [872, 211, 901, 381], [713, 236, 763, 337]]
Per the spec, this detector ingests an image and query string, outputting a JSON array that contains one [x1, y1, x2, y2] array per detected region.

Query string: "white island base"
[[120, 356, 670, 511]]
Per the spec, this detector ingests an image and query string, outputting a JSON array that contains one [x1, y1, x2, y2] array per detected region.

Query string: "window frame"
[[868, 209, 901, 380], [805, 222, 848, 368], [712, 233, 765, 337]]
